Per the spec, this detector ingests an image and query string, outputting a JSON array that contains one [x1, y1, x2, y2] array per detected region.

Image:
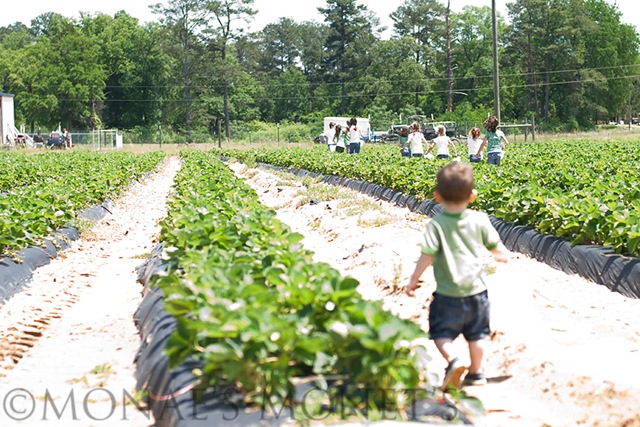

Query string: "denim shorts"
[[437, 154, 450, 159], [487, 152, 501, 165], [348, 142, 360, 154], [428, 290, 490, 342], [469, 154, 482, 163]]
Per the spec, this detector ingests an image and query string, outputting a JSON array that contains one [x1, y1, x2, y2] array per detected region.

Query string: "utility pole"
[[491, 0, 501, 121], [628, 83, 632, 131]]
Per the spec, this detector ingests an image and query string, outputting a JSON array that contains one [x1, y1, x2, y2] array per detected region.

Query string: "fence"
[[70, 129, 123, 149], [458, 118, 536, 142]]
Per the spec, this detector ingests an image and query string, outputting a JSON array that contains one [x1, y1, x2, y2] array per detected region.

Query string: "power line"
[[54, 73, 640, 103], [18, 63, 640, 91]]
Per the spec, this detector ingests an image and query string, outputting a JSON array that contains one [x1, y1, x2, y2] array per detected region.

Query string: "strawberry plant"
[[152, 151, 429, 407]]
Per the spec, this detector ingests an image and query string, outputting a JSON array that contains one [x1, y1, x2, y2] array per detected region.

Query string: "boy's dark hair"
[[483, 115, 499, 132], [350, 117, 357, 127], [435, 162, 474, 203]]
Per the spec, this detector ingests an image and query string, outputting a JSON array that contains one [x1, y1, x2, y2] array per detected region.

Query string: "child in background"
[[325, 122, 336, 152], [333, 124, 346, 153], [398, 126, 411, 157], [426, 125, 457, 159], [403, 121, 427, 158], [347, 118, 363, 154], [466, 127, 483, 163], [406, 162, 510, 390], [477, 116, 509, 165]]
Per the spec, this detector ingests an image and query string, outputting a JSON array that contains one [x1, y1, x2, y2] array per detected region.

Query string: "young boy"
[[406, 162, 509, 390]]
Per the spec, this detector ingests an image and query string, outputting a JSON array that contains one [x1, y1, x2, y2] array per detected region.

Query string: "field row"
[[221, 140, 640, 256], [0, 151, 165, 255], [152, 151, 429, 405]]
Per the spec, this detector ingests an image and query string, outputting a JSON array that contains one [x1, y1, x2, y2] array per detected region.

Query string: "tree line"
[[0, 0, 638, 140]]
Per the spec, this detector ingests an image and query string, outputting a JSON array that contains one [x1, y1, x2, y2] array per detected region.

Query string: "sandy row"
[[0, 156, 181, 426]]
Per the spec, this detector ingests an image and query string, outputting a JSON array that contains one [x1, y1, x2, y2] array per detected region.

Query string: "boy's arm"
[[406, 253, 434, 296], [490, 242, 511, 263]]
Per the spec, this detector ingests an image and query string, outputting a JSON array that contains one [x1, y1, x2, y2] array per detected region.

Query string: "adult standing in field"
[[426, 125, 457, 159], [404, 121, 428, 158], [347, 118, 363, 154], [466, 128, 483, 163], [325, 122, 336, 151], [334, 124, 346, 153], [476, 116, 509, 165]]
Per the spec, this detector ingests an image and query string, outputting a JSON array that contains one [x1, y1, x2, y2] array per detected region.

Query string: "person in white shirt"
[[325, 122, 336, 151], [403, 121, 428, 157], [426, 125, 458, 159], [347, 117, 363, 154], [466, 127, 483, 163]]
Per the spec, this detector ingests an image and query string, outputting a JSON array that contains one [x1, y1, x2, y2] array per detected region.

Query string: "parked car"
[[47, 132, 65, 149], [368, 131, 387, 143], [383, 125, 410, 143]]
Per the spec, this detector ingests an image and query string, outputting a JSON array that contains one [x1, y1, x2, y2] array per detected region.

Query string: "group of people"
[[466, 116, 509, 165], [398, 115, 509, 165], [324, 118, 365, 154], [399, 123, 458, 159]]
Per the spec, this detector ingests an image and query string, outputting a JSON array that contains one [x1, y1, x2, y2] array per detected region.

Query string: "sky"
[[2, 0, 640, 34]]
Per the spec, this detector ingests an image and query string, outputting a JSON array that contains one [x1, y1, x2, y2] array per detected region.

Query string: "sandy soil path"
[[0, 156, 180, 426], [232, 163, 640, 427]]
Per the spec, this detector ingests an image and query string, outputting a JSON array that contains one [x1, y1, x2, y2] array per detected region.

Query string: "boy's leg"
[[435, 339, 466, 390], [468, 339, 485, 374], [434, 338, 455, 363], [462, 291, 490, 386], [463, 340, 487, 385]]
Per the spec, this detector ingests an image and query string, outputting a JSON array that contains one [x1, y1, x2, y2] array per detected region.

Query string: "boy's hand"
[[491, 243, 511, 263], [494, 253, 510, 263], [406, 278, 421, 297]]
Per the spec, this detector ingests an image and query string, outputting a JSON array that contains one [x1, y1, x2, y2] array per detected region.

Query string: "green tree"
[[452, 6, 503, 112], [507, 0, 589, 126], [319, 0, 376, 115], [391, 0, 446, 109], [152, 0, 210, 138], [203, 0, 256, 140], [81, 12, 172, 129], [581, 0, 639, 124]]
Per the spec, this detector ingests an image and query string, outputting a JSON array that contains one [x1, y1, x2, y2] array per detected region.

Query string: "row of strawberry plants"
[[0, 151, 101, 191], [0, 151, 165, 255], [152, 150, 428, 406], [220, 139, 640, 255]]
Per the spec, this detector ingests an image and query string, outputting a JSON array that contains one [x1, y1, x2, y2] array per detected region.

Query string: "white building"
[[0, 93, 15, 145]]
